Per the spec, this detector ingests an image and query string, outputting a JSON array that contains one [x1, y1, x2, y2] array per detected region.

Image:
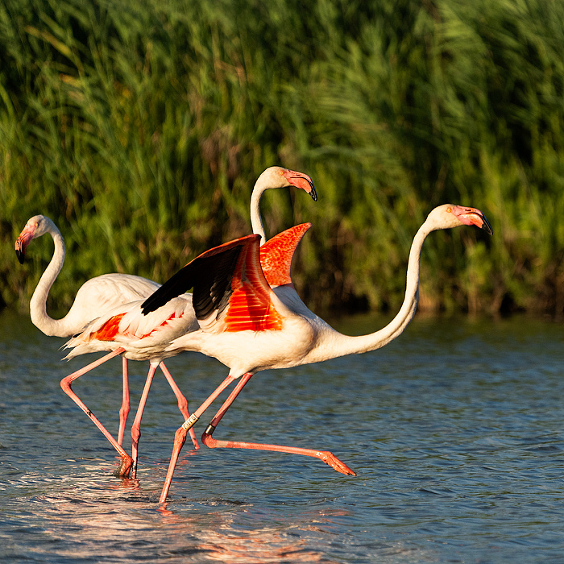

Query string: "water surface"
[[1, 310, 563, 563]]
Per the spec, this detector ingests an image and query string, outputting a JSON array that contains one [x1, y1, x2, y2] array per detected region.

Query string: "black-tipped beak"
[[286, 172, 318, 202], [480, 213, 493, 236], [309, 183, 318, 202], [15, 244, 25, 264], [301, 177, 317, 202]]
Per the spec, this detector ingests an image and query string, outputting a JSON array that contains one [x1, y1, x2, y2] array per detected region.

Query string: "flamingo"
[[134, 204, 492, 503], [15, 216, 196, 470], [32, 167, 316, 476]]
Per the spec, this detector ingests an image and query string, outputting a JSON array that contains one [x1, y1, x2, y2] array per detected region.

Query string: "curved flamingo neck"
[[250, 181, 268, 244], [29, 222, 67, 336], [315, 220, 434, 361]]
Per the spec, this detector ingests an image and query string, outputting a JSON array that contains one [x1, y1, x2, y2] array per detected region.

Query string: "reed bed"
[[1, 0, 563, 317]]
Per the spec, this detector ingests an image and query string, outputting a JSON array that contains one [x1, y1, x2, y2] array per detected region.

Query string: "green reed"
[[1, 0, 563, 317]]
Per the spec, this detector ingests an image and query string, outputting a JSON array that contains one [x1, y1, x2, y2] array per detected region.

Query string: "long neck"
[[318, 221, 433, 360], [250, 182, 268, 244], [29, 225, 67, 336]]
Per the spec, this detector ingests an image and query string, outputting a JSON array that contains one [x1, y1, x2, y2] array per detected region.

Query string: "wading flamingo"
[[15, 216, 195, 462], [48, 167, 317, 476], [136, 204, 492, 503]]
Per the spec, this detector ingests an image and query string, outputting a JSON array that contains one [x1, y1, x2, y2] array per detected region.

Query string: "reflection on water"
[[14, 476, 349, 563], [159, 507, 342, 563], [0, 310, 563, 563]]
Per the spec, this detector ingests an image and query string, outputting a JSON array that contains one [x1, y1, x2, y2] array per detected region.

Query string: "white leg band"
[[182, 413, 199, 431]]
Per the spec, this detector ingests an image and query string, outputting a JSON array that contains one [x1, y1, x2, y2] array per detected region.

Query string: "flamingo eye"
[[446, 207, 452, 214]]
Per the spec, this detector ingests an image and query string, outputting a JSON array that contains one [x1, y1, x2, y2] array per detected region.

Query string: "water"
[[0, 309, 563, 563]]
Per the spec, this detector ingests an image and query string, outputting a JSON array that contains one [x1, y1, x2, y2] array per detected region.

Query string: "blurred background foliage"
[[1, 0, 563, 319]]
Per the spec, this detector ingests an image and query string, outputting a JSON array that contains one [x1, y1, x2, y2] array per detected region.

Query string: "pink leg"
[[130, 363, 158, 478], [158, 373, 356, 504], [159, 362, 199, 450], [60, 348, 133, 478], [117, 357, 130, 446], [159, 375, 237, 504], [201, 373, 356, 476]]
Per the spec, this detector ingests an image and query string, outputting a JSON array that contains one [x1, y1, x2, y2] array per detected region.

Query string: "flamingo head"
[[15, 215, 52, 264], [428, 205, 493, 235], [258, 166, 317, 201]]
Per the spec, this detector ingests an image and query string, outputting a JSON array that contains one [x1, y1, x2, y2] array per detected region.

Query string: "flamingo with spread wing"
[[136, 204, 492, 503]]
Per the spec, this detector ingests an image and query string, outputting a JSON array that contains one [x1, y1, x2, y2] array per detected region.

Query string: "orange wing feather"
[[141, 225, 311, 335], [88, 311, 185, 342], [221, 234, 284, 332], [259, 223, 311, 287], [90, 313, 125, 341]]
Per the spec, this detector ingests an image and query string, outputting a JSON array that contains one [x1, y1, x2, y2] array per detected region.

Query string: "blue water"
[[0, 310, 563, 563]]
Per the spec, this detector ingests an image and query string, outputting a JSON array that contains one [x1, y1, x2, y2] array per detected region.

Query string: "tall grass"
[[1, 0, 563, 317]]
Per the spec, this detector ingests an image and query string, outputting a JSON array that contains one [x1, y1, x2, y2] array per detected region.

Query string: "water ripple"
[[1, 312, 564, 562]]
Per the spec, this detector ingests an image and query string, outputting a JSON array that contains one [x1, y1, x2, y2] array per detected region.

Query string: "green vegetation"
[[1, 0, 563, 317]]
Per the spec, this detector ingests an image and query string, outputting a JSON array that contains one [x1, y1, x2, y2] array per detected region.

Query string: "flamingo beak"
[[308, 182, 318, 201], [15, 227, 34, 264], [15, 237, 26, 264], [479, 213, 493, 235], [455, 207, 493, 235], [283, 170, 318, 201], [301, 177, 317, 202]]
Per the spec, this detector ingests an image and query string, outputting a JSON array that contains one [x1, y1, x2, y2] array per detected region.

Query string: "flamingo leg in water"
[[158, 373, 356, 504], [159, 362, 199, 450], [159, 375, 237, 504], [117, 357, 130, 446], [130, 361, 201, 478], [130, 363, 158, 478], [200, 373, 356, 477], [60, 348, 133, 478]]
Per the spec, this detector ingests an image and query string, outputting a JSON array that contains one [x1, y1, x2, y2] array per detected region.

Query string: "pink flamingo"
[[46, 167, 316, 476], [137, 204, 492, 503], [65, 204, 491, 501], [15, 215, 195, 467]]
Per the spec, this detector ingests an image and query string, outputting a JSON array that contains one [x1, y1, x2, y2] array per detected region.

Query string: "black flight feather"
[[141, 239, 253, 318]]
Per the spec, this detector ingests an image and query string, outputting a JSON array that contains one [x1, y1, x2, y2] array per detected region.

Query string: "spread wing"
[[141, 224, 312, 334], [141, 234, 284, 333], [259, 223, 311, 287], [141, 235, 257, 316]]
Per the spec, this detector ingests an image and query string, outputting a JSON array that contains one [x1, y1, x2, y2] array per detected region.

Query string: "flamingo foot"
[[317, 451, 356, 476], [115, 453, 134, 478]]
